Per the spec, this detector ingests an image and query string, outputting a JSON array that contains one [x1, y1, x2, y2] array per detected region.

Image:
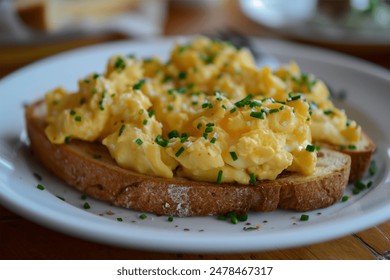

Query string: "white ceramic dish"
[[239, 0, 390, 46], [0, 37, 389, 253]]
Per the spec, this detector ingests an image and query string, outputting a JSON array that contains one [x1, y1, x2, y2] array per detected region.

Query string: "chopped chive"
[[238, 213, 248, 222], [210, 137, 217, 144], [175, 146, 185, 157], [93, 73, 100, 79], [64, 136, 71, 144], [115, 217, 123, 222], [69, 109, 76, 116], [367, 181, 373, 188], [269, 108, 279, 114], [133, 79, 146, 90], [83, 202, 90, 209], [348, 145, 357, 150], [287, 94, 301, 101], [135, 138, 143, 146], [305, 144, 316, 152], [202, 103, 210, 109], [74, 116, 82, 122], [206, 123, 214, 127], [323, 109, 333, 115], [203, 133, 209, 139], [155, 135, 168, 147], [235, 94, 253, 107], [168, 130, 179, 139], [119, 124, 125, 136], [197, 123, 202, 129], [36, 184, 45, 190], [352, 188, 361, 195], [230, 151, 238, 161], [249, 173, 257, 184], [354, 180, 366, 190], [204, 127, 213, 133], [221, 104, 227, 110], [279, 105, 285, 110], [167, 216, 174, 222], [180, 133, 189, 143], [148, 109, 155, 118], [93, 154, 102, 159], [114, 57, 126, 72], [346, 120, 351, 127], [217, 170, 223, 184], [249, 101, 261, 108], [300, 214, 309, 221], [250, 111, 265, 119], [143, 119, 148, 125], [231, 215, 238, 224], [139, 213, 147, 220], [56, 196, 65, 201], [369, 160, 377, 176], [192, 101, 199, 106], [341, 195, 349, 202], [178, 71, 187, 80], [230, 107, 237, 113]]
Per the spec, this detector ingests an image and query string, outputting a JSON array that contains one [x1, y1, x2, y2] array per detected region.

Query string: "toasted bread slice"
[[316, 133, 375, 182], [25, 101, 351, 216]]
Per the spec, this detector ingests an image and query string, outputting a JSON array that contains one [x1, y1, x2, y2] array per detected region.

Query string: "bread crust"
[[26, 102, 351, 216], [317, 133, 375, 182]]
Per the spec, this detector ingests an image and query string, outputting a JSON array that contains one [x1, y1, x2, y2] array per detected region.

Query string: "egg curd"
[[44, 37, 361, 184]]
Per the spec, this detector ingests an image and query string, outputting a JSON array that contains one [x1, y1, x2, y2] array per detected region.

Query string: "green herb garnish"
[[119, 124, 125, 136], [139, 213, 147, 220], [36, 184, 45, 190], [230, 151, 238, 161], [155, 135, 168, 147], [83, 202, 90, 209], [250, 111, 265, 119], [175, 147, 185, 157], [135, 138, 143, 146], [300, 214, 309, 221], [305, 144, 316, 152], [133, 79, 146, 90], [217, 170, 223, 184], [114, 57, 126, 72], [249, 173, 257, 185], [168, 130, 180, 139], [369, 160, 377, 176]]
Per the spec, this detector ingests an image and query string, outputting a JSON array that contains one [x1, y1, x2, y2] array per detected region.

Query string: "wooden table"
[[1, 0, 389, 260]]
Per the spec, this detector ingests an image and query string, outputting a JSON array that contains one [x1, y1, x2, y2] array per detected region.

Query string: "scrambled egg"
[[44, 37, 361, 184]]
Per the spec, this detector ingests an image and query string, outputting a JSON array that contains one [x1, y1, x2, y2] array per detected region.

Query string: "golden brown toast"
[[316, 133, 375, 182], [26, 101, 351, 216]]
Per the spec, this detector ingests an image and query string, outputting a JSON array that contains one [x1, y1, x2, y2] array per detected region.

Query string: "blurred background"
[[0, 0, 389, 78]]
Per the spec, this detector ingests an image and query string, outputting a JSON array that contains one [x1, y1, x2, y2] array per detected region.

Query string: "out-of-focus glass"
[[0, 0, 167, 44]]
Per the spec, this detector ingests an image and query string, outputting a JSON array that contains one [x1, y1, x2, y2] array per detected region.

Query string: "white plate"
[[0, 37, 389, 253], [239, 0, 390, 46]]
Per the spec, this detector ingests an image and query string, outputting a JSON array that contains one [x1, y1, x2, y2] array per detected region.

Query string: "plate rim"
[[0, 36, 390, 253]]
